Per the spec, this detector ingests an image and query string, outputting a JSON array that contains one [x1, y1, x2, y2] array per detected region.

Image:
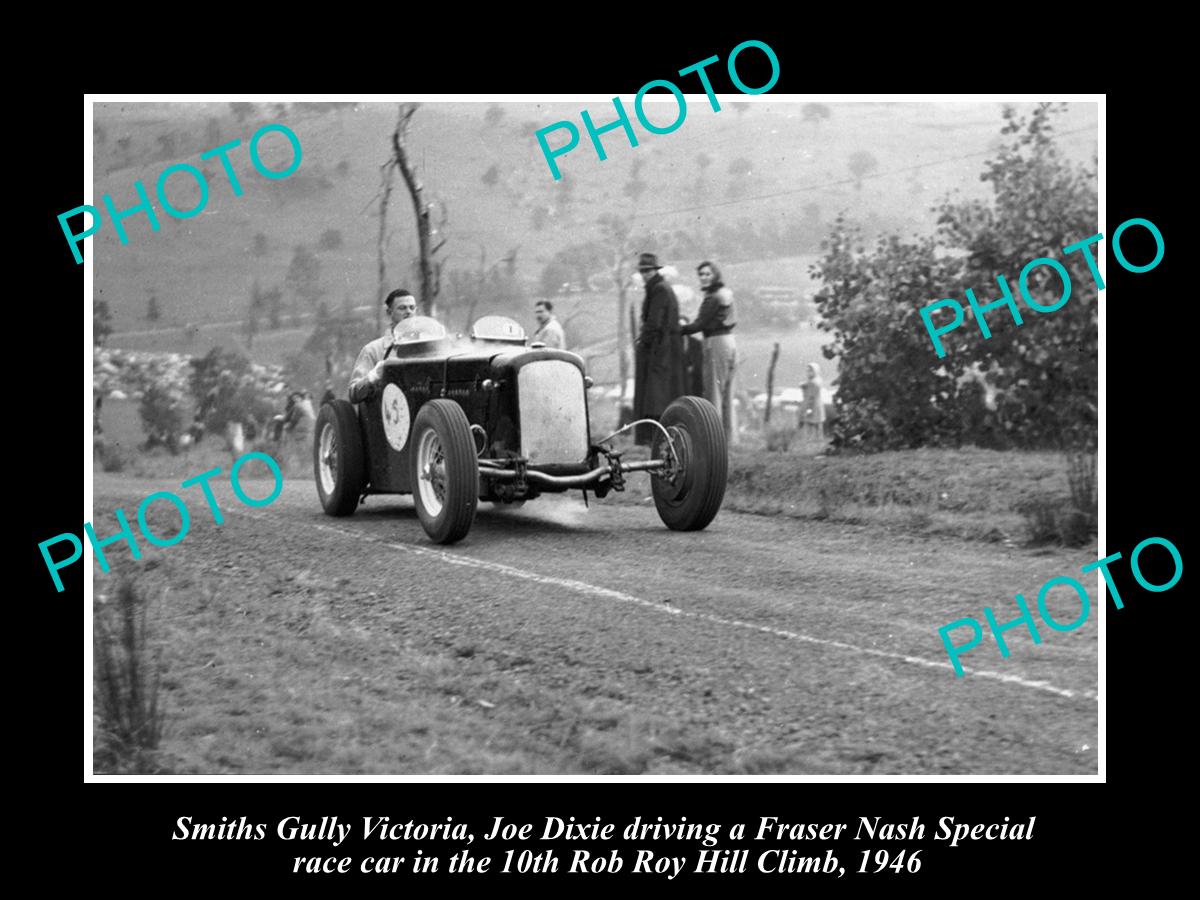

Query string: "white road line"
[[246, 511, 1098, 704]]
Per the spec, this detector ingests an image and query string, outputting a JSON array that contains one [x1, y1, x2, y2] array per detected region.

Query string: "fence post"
[[764, 342, 780, 425]]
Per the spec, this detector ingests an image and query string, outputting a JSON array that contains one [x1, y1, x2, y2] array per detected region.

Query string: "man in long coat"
[[632, 252, 685, 445]]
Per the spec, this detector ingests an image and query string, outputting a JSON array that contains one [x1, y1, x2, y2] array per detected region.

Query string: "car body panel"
[[356, 327, 591, 497]]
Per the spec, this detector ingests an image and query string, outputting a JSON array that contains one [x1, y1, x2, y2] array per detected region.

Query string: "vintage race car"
[[313, 315, 727, 543]]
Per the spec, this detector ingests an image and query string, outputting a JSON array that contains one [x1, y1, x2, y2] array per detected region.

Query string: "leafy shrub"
[[96, 441, 131, 473], [139, 383, 186, 453], [190, 348, 276, 434]]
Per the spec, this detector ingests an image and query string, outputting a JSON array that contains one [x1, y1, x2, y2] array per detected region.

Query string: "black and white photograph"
[[81, 94, 1102, 778]]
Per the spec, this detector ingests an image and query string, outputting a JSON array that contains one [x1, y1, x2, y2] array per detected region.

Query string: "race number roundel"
[[381, 383, 411, 451]]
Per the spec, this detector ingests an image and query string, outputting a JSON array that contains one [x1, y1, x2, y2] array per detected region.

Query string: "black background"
[[26, 26, 1182, 892]]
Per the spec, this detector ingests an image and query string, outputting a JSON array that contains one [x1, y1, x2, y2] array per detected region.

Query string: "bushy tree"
[[802, 103, 831, 124], [139, 383, 186, 453], [285, 244, 324, 309], [317, 229, 344, 251], [811, 221, 967, 449], [933, 103, 1098, 450], [189, 348, 275, 434], [812, 104, 1098, 452], [847, 150, 878, 189], [540, 259, 573, 296]]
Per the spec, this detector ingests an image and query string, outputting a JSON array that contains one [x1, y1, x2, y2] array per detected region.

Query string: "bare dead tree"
[[373, 104, 448, 321], [374, 163, 394, 336], [391, 104, 442, 317]]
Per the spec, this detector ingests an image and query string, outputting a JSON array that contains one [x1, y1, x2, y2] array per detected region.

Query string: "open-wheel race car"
[[313, 315, 727, 544]]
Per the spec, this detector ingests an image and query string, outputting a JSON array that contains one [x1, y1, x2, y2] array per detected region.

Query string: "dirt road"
[[91, 472, 1098, 775]]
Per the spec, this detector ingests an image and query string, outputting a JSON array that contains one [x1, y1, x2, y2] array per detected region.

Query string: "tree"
[[245, 282, 264, 349], [155, 132, 176, 160], [933, 103, 1098, 450], [811, 221, 966, 449], [317, 229, 344, 251], [139, 383, 186, 453], [262, 285, 284, 329], [484, 105, 505, 127], [252, 233, 268, 257], [540, 259, 574, 296], [146, 295, 161, 322], [847, 150, 879, 190], [286, 245, 324, 311], [229, 102, 256, 124], [94, 300, 113, 347], [481, 163, 500, 188], [189, 348, 275, 436], [444, 245, 521, 330], [378, 104, 446, 319], [598, 213, 641, 404], [556, 172, 575, 213], [811, 104, 1098, 452], [802, 103, 831, 125]]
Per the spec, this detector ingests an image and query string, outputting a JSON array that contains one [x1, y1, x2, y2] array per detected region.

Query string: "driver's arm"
[[348, 342, 386, 404]]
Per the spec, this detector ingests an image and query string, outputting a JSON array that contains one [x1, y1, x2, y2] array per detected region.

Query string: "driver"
[[348, 289, 417, 403]]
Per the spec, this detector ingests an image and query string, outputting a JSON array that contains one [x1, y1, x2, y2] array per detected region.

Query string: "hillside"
[[91, 99, 1098, 370]]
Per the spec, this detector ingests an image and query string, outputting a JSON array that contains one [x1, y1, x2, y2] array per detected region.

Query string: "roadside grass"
[[98, 425, 1095, 549], [606, 441, 1092, 547], [94, 436, 311, 482], [100, 559, 836, 775]]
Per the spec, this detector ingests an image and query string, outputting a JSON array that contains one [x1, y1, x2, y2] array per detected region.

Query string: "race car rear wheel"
[[313, 400, 366, 516], [650, 396, 727, 531], [410, 399, 479, 544]]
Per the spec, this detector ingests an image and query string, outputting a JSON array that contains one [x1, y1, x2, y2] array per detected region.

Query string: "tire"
[[409, 399, 479, 544], [313, 400, 366, 516], [650, 396, 727, 531]]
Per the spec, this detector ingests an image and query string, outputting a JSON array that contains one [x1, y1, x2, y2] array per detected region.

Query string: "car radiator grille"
[[518, 361, 589, 464]]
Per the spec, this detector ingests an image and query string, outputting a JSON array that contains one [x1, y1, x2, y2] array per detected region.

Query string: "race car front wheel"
[[650, 396, 727, 531], [314, 400, 366, 516], [410, 400, 479, 544]]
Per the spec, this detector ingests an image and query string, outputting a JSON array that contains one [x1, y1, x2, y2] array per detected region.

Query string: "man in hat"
[[632, 252, 685, 445], [348, 289, 418, 403]]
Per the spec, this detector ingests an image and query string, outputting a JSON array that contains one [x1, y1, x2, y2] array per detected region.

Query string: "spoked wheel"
[[650, 396, 727, 531], [313, 400, 366, 516], [409, 399, 478, 543]]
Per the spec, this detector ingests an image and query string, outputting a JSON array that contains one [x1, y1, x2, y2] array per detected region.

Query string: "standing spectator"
[[532, 300, 566, 349], [633, 252, 684, 445], [681, 260, 738, 445], [800, 362, 826, 442]]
